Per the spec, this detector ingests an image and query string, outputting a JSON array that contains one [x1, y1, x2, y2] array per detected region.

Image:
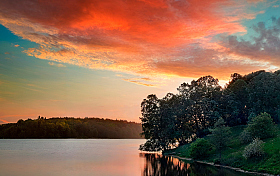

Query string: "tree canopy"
[[140, 70, 280, 151], [0, 117, 142, 139]]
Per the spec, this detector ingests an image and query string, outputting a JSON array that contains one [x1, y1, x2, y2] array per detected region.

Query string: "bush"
[[243, 138, 265, 159], [246, 112, 276, 140], [189, 138, 213, 159]]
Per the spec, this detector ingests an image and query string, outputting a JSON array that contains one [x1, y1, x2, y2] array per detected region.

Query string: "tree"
[[140, 94, 163, 151], [158, 93, 184, 148], [139, 70, 280, 152], [247, 72, 280, 122], [177, 76, 221, 138], [223, 79, 249, 126], [139, 76, 222, 151], [210, 117, 231, 161], [140, 93, 193, 151], [245, 112, 276, 139]]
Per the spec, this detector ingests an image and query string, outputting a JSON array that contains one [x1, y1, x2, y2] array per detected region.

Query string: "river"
[[0, 139, 256, 176]]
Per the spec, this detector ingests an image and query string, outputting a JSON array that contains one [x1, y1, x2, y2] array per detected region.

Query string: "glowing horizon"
[[0, 0, 280, 123]]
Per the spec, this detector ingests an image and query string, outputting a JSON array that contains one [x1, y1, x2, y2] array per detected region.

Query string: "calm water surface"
[[0, 139, 256, 176]]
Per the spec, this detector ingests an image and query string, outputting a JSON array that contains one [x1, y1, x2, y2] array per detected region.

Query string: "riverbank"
[[164, 125, 280, 175], [167, 155, 274, 176]]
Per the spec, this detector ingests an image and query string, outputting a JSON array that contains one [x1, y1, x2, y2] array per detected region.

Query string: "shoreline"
[[167, 154, 276, 176]]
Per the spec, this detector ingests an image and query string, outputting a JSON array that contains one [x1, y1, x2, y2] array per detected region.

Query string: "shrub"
[[209, 117, 231, 160], [240, 130, 253, 144], [243, 138, 265, 159], [189, 138, 213, 159], [246, 112, 276, 140]]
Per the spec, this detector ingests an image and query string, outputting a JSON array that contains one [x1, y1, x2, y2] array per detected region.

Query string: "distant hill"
[[0, 117, 143, 139]]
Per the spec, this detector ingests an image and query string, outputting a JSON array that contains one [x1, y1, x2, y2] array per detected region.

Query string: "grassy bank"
[[164, 125, 280, 175]]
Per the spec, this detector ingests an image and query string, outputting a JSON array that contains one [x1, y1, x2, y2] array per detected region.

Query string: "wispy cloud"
[[48, 62, 66, 67], [14, 44, 19, 47], [0, 0, 273, 81], [0, 114, 37, 124], [122, 77, 166, 87], [115, 74, 124, 77], [123, 78, 155, 87], [139, 78, 152, 81], [0, 119, 9, 124]]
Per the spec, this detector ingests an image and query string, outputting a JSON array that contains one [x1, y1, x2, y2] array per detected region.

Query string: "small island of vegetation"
[[139, 70, 280, 175]]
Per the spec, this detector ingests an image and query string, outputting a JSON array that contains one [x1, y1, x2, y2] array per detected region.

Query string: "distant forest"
[[140, 70, 280, 151], [0, 117, 143, 139]]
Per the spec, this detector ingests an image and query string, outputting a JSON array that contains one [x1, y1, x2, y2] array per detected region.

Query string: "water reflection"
[[140, 153, 189, 176], [140, 153, 255, 176]]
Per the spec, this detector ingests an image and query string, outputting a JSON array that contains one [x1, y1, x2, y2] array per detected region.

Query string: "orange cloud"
[[0, 0, 271, 83], [0, 119, 9, 124]]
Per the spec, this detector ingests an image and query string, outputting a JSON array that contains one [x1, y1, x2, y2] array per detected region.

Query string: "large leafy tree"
[[140, 76, 222, 151], [177, 76, 221, 138], [247, 72, 280, 122], [139, 94, 163, 151], [140, 93, 190, 150]]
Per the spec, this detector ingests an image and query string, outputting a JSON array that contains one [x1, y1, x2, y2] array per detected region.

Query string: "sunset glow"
[[0, 0, 280, 123]]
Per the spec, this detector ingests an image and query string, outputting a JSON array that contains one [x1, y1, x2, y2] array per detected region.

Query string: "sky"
[[0, 0, 280, 124]]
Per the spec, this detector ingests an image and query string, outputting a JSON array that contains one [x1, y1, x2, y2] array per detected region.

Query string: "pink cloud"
[[48, 62, 66, 67]]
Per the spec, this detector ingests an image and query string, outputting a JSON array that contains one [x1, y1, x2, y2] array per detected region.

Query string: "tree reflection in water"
[[140, 153, 189, 176], [140, 153, 255, 176]]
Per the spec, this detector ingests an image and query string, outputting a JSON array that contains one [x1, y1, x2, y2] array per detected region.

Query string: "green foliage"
[[140, 69, 280, 152], [240, 130, 252, 144], [243, 138, 265, 159], [221, 152, 245, 167], [246, 112, 277, 139], [209, 118, 231, 159], [0, 117, 142, 139], [247, 112, 256, 123], [189, 138, 213, 159], [168, 125, 280, 175], [140, 76, 221, 151]]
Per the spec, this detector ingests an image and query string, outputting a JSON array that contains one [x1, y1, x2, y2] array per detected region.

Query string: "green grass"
[[164, 124, 280, 175]]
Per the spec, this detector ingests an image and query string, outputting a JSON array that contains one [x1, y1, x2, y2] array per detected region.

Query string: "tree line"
[[0, 117, 142, 139], [140, 70, 280, 151]]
